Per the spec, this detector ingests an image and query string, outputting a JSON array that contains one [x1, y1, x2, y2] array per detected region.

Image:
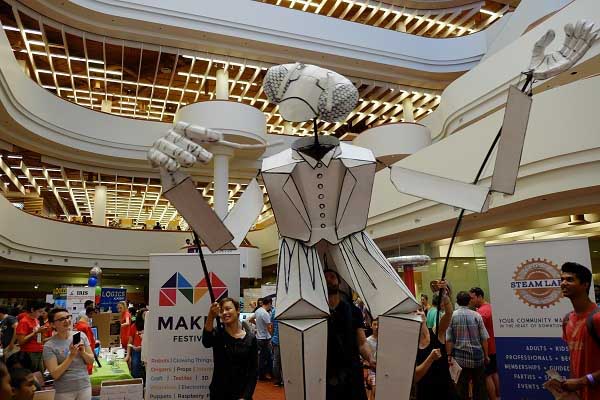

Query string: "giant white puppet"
[[260, 63, 421, 400]]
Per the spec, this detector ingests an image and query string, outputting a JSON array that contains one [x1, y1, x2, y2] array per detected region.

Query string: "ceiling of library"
[[0, 0, 442, 137]]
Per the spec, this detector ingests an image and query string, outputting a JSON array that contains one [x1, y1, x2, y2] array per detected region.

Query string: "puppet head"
[[263, 63, 358, 123]]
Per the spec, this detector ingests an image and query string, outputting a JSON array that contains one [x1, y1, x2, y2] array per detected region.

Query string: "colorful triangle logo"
[[160, 272, 229, 306]]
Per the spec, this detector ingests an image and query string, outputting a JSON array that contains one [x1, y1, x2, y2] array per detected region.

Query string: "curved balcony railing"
[[0, 193, 265, 276], [18, 0, 488, 76]]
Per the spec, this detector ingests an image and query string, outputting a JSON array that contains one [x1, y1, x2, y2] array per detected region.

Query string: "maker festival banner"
[[486, 238, 594, 400], [145, 252, 240, 400]]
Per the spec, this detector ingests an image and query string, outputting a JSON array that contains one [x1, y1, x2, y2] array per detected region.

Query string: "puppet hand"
[[147, 121, 221, 173], [529, 20, 598, 80]]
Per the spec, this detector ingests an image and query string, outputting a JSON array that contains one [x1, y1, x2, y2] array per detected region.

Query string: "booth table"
[[90, 358, 132, 394]]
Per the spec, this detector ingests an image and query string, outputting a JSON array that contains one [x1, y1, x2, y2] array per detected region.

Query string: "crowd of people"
[[1, 261, 599, 400], [200, 262, 599, 400], [0, 300, 147, 400]]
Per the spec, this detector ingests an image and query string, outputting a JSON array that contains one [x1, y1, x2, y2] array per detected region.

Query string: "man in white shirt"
[[254, 297, 273, 380]]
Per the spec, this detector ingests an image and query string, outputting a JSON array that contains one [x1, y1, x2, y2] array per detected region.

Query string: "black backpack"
[[562, 306, 600, 348]]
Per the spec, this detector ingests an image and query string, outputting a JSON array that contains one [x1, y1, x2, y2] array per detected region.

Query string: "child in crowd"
[[4, 354, 41, 392], [366, 319, 378, 400], [10, 368, 36, 400]]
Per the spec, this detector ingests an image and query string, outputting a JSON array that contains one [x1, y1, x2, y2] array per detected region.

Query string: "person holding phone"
[[43, 308, 94, 400], [15, 301, 48, 373], [414, 280, 458, 400]]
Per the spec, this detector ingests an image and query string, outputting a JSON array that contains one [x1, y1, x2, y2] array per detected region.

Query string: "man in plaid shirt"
[[446, 291, 490, 400]]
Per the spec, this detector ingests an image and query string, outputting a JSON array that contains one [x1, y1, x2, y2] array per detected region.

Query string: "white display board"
[[485, 238, 593, 400], [65, 287, 95, 317], [145, 252, 240, 399]]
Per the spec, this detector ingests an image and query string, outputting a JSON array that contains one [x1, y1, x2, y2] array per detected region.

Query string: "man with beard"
[[324, 269, 375, 400]]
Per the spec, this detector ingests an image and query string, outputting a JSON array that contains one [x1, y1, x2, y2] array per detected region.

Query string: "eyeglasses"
[[54, 315, 72, 323]]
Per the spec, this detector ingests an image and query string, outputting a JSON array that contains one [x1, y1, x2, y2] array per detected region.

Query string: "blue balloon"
[[88, 276, 98, 287]]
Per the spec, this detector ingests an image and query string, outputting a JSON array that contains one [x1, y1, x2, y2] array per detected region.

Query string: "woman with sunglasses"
[[43, 308, 94, 400]]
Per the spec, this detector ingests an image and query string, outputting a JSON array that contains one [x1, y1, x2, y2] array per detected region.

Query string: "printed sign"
[[145, 252, 240, 400], [66, 287, 95, 317], [99, 288, 127, 312], [486, 238, 593, 400]]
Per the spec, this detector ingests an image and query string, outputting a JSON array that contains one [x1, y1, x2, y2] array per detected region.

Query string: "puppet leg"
[[328, 232, 421, 400], [328, 231, 418, 316], [275, 237, 329, 400]]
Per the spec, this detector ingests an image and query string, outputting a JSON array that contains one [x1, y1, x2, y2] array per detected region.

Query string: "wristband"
[[586, 374, 595, 386]]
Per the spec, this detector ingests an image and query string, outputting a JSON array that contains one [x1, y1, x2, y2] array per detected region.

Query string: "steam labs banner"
[[99, 288, 127, 312], [486, 238, 593, 400], [146, 252, 240, 400]]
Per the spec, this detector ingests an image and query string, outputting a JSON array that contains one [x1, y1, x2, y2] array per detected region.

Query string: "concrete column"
[[216, 69, 229, 100], [212, 146, 234, 219], [101, 100, 112, 113], [92, 185, 107, 226], [283, 121, 293, 135], [402, 98, 415, 122]]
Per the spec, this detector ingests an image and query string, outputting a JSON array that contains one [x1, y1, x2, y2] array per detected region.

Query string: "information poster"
[[146, 252, 240, 400], [99, 288, 127, 312], [53, 287, 67, 308], [66, 287, 95, 317], [486, 238, 593, 400]]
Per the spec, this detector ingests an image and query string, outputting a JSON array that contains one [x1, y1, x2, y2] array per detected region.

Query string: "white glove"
[[148, 121, 222, 173], [529, 19, 598, 81]]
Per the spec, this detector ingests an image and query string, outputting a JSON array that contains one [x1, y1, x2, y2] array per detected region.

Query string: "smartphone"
[[73, 331, 81, 345]]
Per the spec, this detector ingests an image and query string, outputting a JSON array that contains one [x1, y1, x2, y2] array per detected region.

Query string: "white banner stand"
[[145, 252, 240, 400]]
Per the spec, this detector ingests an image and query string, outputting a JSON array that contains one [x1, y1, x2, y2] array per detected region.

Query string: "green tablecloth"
[[90, 358, 132, 386]]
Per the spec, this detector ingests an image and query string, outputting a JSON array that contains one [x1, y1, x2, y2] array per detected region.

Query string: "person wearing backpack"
[[559, 262, 600, 400]]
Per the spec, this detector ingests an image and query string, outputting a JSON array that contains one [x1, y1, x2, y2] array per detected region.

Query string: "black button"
[[316, 162, 323, 168], [320, 213, 326, 218], [319, 204, 325, 209], [317, 183, 323, 189], [318, 194, 324, 199], [317, 173, 323, 179], [320, 224, 326, 228]]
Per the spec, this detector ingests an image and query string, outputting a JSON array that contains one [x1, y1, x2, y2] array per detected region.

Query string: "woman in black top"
[[414, 281, 459, 400], [202, 297, 258, 400]]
